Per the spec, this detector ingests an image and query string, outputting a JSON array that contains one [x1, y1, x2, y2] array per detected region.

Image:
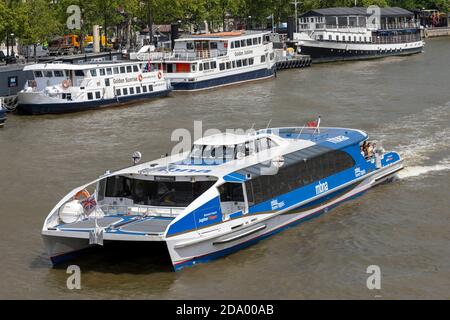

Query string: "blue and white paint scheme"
[[18, 61, 171, 115], [0, 104, 7, 127], [41, 126, 403, 271], [139, 31, 277, 91]]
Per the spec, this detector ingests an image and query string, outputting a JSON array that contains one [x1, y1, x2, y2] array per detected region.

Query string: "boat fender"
[[62, 80, 71, 89]]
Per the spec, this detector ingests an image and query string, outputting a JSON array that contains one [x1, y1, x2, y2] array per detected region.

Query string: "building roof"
[[300, 7, 414, 18]]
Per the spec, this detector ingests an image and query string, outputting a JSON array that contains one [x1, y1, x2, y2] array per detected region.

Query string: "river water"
[[1, 37, 449, 299]]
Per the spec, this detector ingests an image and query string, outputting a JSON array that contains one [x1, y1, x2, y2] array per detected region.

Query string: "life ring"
[[157, 71, 163, 79], [138, 74, 143, 82], [74, 189, 90, 201], [62, 80, 71, 89]]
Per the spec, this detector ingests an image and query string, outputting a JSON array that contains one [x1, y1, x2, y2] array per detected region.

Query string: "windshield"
[[102, 176, 216, 207]]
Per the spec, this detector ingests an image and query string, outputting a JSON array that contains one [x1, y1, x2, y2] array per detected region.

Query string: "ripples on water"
[[0, 38, 449, 299]]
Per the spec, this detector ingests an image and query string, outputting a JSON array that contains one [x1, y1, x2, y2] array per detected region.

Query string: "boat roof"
[[110, 127, 368, 181], [194, 132, 284, 146], [176, 31, 270, 42], [23, 61, 141, 71], [300, 7, 414, 18]]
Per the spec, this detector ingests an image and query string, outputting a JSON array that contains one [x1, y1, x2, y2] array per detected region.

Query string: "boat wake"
[[372, 102, 450, 180], [397, 158, 450, 180]]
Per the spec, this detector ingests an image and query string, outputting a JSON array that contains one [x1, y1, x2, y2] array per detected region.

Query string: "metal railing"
[[137, 49, 228, 62], [96, 204, 183, 218]]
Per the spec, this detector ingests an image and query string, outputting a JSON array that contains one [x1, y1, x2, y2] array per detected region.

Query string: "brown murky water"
[[0, 38, 449, 299]]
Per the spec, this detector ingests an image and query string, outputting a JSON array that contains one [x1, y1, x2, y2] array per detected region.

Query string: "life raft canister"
[[157, 71, 163, 79], [138, 74, 144, 82], [74, 189, 90, 201]]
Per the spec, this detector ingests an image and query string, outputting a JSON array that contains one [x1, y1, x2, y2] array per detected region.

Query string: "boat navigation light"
[[132, 151, 142, 165]]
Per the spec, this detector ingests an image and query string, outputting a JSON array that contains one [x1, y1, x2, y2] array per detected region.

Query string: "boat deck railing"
[[97, 204, 182, 218], [138, 49, 228, 62]]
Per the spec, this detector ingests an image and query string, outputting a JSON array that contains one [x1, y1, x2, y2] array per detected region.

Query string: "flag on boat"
[[81, 195, 97, 214], [307, 116, 321, 128]]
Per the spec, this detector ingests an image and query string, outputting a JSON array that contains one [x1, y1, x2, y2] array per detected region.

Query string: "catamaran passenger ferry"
[[41, 123, 403, 271], [139, 31, 277, 91], [17, 62, 172, 114], [294, 7, 424, 63]]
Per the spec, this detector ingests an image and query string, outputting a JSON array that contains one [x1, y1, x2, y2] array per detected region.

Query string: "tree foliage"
[[0, 0, 448, 45]]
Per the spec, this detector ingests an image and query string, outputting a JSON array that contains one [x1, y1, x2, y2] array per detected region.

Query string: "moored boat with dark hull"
[[295, 7, 424, 63]]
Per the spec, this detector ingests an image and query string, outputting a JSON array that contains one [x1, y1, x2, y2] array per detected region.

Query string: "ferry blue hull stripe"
[[173, 184, 369, 271], [18, 89, 171, 115], [171, 67, 275, 91]]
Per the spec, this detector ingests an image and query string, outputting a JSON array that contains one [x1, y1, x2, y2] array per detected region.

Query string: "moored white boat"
[[18, 61, 172, 115], [41, 123, 403, 271], [139, 31, 277, 91]]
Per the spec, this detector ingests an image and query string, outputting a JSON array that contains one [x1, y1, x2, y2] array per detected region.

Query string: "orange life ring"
[[157, 71, 163, 79], [138, 74, 143, 82], [74, 189, 90, 201], [62, 80, 71, 89]]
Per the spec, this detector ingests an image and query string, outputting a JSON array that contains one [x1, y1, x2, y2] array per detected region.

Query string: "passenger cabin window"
[[95, 91, 101, 99], [103, 176, 216, 207], [127, 66, 132, 73], [90, 69, 97, 77], [106, 68, 112, 75], [133, 65, 139, 72], [54, 70, 64, 77], [245, 150, 355, 206], [44, 71, 53, 77], [99, 69, 106, 76], [120, 66, 126, 74], [34, 71, 43, 78], [87, 92, 93, 100]]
